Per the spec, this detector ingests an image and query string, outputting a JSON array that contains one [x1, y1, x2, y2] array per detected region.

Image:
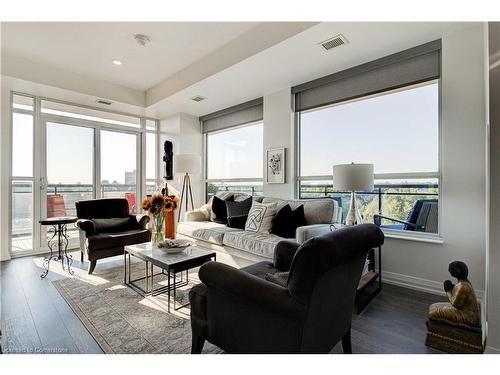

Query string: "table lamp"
[[175, 154, 201, 221], [333, 163, 374, 225]]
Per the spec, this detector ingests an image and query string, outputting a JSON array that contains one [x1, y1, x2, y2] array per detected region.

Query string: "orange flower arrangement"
[[142, 194, 178, 243]]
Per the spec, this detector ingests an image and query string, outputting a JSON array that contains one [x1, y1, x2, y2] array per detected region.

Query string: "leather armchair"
[[189, 224, 384, 353], [75, 198, 151, 274]]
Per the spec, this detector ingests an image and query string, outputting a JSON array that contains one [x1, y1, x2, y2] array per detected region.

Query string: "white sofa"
[[177, 192, 341, 263]]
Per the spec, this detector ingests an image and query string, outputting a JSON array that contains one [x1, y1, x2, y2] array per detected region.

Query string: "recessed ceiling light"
[[112, 59, 123, 66]]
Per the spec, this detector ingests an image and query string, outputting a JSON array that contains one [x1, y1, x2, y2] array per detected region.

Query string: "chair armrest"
[[133, 214, 150, 228], [76, 219, 96, 235], [199, 262, 306, 320], [295, 224, 332, 244], [273, 240, 300, 271], [373, 214, 416, 228], [184, 209, 208, 222]]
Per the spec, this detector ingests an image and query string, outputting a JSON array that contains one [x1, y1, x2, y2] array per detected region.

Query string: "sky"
[[13, 119, 139, 185], [300, 83, 439, 176], [12, 82, 438, 186], [206, 123, 263, 179]]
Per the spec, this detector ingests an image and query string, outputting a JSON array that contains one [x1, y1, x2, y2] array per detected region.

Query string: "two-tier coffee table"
[[124, 242, 216, 312]]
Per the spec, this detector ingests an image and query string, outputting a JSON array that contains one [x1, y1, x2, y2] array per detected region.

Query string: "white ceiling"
[[1, 22, 258, 90], [1, 22, 480, 120], [147, 22, 477, 118]]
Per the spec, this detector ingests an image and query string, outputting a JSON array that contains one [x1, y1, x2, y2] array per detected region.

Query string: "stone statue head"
[[449, 261, 469, 281]]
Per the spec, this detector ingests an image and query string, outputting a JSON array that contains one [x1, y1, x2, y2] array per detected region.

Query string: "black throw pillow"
[[210, 195, 234, 224], [271, 204, 306, 238], [226, 196, 253, 229]]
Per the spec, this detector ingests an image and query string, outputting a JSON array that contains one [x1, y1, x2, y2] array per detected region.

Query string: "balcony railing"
[[206, 182, 263, 201], [11, 182, 137, 237], [300, 182, 439, 231]]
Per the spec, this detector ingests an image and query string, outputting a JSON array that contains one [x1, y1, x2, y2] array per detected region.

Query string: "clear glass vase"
[[152, 213, 165, 244]]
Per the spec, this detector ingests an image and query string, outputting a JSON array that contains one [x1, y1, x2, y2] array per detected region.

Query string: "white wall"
[[382, 24, 487, 293], [263, 89, 295, 199], [159, 113, 203, 221], [487, 22, 500, 353], [257, 24, 487, 295]]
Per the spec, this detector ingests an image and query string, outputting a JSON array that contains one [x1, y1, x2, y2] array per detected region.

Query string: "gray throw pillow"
[[265, 271, 289, 288]]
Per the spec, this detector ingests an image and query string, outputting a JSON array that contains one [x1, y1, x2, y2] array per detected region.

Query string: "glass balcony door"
[[40, 121, 96, 249]]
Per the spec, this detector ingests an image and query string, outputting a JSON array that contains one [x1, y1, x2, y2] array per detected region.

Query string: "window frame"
[[203, 120, 264, 202], [8, 91, 160, 257], [295, 79, 443, 240]]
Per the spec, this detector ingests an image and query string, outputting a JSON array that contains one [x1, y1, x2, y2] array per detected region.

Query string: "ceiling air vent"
[[319, 34, 349, 51], [96, 99, 113, 106], [190, 95, 206, 102]]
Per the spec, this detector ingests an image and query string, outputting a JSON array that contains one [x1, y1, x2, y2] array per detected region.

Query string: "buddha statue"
[[428, 261, 480, 328]]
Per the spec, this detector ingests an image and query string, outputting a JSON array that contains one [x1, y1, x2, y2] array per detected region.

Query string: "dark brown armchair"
[[189, 224, 384, 353], [75, 198, 151, 274]]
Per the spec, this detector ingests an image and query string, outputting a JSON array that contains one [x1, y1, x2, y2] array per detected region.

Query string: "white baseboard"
[[383, 270, 485, 300], [485, 345, 500, 354], [383, 270, 446, 296]]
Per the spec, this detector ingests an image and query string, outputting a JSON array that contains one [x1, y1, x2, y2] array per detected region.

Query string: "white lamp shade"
[[174, 154, 201, 175], [332, 163, 374, 192]]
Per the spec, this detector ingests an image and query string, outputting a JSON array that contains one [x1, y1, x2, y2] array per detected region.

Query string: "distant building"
[[125, 170, 136, 185]]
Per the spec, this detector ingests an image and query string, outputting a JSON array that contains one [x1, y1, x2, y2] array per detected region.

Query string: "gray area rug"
[[52, 261, 221, 354]]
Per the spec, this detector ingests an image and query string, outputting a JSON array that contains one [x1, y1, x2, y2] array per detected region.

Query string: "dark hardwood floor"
[[1, 251, 443, 354]]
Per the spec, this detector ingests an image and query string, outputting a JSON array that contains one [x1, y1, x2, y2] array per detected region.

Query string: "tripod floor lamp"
[[175, 154, 201, 221]]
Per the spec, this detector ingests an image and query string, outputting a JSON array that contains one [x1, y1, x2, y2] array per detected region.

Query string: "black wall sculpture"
[[163, 141, 173, 180]]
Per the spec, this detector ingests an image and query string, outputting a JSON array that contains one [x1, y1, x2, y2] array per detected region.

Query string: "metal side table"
[[39, 216, 77, 278]]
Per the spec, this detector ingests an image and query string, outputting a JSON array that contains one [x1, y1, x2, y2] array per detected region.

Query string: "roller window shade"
[[200, 98, 263, 133], [293, 39, 441, 112]]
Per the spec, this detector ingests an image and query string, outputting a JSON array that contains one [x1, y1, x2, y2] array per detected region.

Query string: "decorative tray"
[[157, 239, 192, 253]]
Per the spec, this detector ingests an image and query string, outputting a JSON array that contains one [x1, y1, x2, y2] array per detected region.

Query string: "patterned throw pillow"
[[245, 201, 278, 233], [226, 197, 253, 229]]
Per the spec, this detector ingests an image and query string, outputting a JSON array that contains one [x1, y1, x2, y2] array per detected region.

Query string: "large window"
[[298, 81, 440, 235], [206, 122, 263, 200]]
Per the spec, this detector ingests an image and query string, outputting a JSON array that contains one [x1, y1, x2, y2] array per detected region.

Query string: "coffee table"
[[124, 242, 216, 312]]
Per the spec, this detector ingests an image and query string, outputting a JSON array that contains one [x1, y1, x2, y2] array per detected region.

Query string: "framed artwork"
[[266, 147, 285, 184]]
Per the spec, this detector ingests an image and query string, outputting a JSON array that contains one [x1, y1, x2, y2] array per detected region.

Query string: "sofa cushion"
[[262, 197, 337, 225], [223, 230, 283, 259], [177, 220, 240, 245], [226, 197, 253, 229], [244, 201, 277, 233], [271, 204, 306, 239], [210, 195, 234, 224], [87, 229, 151, 251]]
